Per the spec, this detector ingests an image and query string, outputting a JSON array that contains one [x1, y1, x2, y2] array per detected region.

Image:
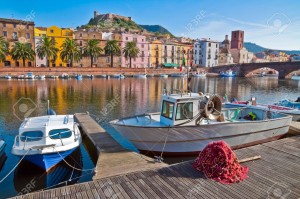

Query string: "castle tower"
[[231, 30, 244, 49], [94, 11, 99, 18]]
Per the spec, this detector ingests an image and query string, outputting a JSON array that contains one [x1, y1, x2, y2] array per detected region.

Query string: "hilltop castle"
[[93, 10, 132, 21]]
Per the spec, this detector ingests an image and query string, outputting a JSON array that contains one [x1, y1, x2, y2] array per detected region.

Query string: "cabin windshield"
[[176, 102, 193, 120], [49, 128, 72, 139], [161, 100, 174, 119], [20, 131, 44, 142]]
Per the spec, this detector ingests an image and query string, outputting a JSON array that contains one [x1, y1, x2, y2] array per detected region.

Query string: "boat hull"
[[22, 147, 78, 171], [111, 116, 291, 156]]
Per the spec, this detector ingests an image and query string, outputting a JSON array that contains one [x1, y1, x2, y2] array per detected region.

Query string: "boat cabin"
[[160, 92, 203, 126], [14, 115, 80, 149]]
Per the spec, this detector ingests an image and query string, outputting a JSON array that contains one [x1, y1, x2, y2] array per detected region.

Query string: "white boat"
[[220, 70, 236, 77], [112, 74, 125, 79], [159, 74, 168, 78], [25, 72, 35, 79], [49, 75, 59, 79], [224, 99, 300, 122], [60, 73, 70, 79], [17, 75, 25, 79], [36, 75, 46, 80], [4, 75, 11, 79], [110, 91, 292, 156], [12, 114, 82, 171], [133, 74, 147, 78], [99, 74, 107, 78], [170, 73, 187, 77], [193, 72, 206, 77]]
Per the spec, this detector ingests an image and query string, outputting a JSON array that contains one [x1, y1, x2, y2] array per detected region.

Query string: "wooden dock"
[[74, 113, 167, 180], [13, 134, 300, 199]]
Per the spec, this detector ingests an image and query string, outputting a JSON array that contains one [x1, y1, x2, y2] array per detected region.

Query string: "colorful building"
[[34, 27, 47, 67], [121, 33, 149, 68], [46, 26, 73, 67], [0, 18, 35, 67], [194, 39, 219, 67], [149, 40, 162, 68]]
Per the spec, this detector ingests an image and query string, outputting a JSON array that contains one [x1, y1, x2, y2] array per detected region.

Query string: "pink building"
[[121, 33, 149, 68]]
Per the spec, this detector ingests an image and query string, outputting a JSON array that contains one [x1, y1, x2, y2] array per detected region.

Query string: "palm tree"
[[36, 36, 59, 67], [10, 42, 35, 67], [60, 38, 82, 67], [123, 41, 140, 68], [0, 36, 9, 63], [83, 39, 103, 67], [104, 40, 121, 68]]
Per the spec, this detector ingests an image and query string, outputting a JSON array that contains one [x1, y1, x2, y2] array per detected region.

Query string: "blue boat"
[[75, 74, 83, 80], [14, 147, 83, 193], [12, 115, 82, 171], [220, 70, 236, 77], [276, 99, 300, 109]]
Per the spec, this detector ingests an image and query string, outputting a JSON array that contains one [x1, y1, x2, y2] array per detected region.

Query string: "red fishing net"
[[193, 141, 249, 184]]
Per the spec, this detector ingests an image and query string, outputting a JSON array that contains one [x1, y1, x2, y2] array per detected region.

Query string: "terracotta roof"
[[35, 27, 47, 31], [0, 18, 34, 25]]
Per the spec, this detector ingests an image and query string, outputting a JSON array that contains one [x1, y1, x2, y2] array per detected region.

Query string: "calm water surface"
[[0, 77, 299, 198]]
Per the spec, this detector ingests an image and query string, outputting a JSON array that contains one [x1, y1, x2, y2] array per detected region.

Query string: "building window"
[[26, 25, 29, 30], [80, 33, 82, 37], [126, 37, 128, 40], [26, 33, 30, 39], [50, 29, 54, 33], [164, 58, 167, 63], [3, 31, 7, 37], [80, 41, 82, 46], [216, 44, 218, 48], [12, 32, 17, 39], [106, 57, 110, 63], [3, 23, 6, 27], [93, 34, 95, 38], [141, 44, 144, 48], [142, 58, 144, 62], [13, 24, 16, 28], [208, 43, 211, 47], [142, 39, 144, 42]]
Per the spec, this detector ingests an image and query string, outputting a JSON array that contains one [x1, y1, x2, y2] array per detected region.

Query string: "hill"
[[244, 42, 300, 55], [139, 25, 173, 36]]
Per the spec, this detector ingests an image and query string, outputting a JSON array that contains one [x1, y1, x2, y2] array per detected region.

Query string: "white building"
[[193, 39, 219, 67]]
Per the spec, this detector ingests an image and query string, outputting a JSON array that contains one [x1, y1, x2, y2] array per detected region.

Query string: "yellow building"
[[46, 26, 73, 67], [149, 40, 162, 68]]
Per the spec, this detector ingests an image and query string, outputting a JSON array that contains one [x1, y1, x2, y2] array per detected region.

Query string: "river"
[[0, 76, 299, 198]]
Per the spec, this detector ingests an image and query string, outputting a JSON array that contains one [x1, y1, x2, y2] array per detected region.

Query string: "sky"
[[1, 0, 300, 50]]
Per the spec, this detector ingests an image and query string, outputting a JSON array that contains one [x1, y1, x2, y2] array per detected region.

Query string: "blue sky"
[[1, 0, 300, 50]]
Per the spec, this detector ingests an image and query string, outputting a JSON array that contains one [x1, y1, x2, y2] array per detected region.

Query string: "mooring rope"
[[54, 148, 95, 172], [0, 150, 30, 183]]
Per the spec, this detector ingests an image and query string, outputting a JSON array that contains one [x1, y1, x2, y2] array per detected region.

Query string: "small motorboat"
[[170, 73, 187, 77], [87, 74, 94, 79], [17, 75, 25, 79], [112, 74, 125, 79], [75, 74, 83, 80], [11, 113, 82, 171], [224, 98, 300, 121], [49, 75, 59, 79], [4, 75, 12, 79], [276, 98, 300, 110], [193, 72, 206, 77], [99, 74, 107, 78], [25, 72, 35, 79], [220, 70, 236, 77], [36, 75, 46, 80], [60, 73, 70, 79], [133, 74, 147, 78], [110, 91, 292, 156], [159, 74, 168, 78]]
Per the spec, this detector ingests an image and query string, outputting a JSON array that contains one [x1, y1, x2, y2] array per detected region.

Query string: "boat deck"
[[12, 134, 300, 199]]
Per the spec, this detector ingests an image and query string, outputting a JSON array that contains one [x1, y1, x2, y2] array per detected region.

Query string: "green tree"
[[83, 39, 103, 67], [10, 42, 35, 67], [104, 40, 121, 68], [36, 36, 59, 67], [60, 38, 81, 67], [0, 36, 9, 62], [123, 41, 140, 68]]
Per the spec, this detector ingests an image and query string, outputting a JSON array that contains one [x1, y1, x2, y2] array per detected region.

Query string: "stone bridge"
[[208, 62, 300, 78]]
